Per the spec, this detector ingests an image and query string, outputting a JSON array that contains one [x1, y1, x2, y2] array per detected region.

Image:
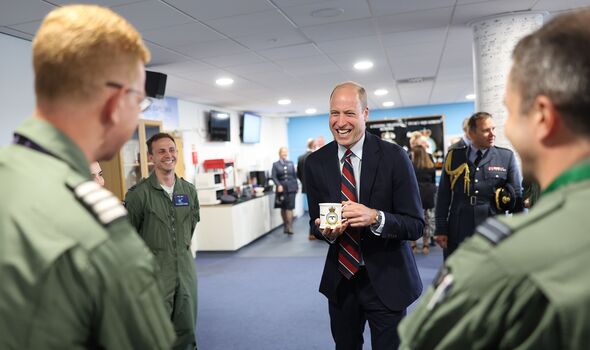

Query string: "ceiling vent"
[[397, 77, 434, 84]]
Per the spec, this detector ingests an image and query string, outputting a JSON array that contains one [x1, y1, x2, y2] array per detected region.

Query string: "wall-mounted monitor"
[[208, 110, 231, 142], [240, 112, 261, 143]]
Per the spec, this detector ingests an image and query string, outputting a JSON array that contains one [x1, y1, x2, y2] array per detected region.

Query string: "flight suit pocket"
[[143, 208, 170, 251]]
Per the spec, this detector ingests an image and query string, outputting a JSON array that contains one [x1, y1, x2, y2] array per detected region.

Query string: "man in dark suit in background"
[[297, 138, 316, 240], [305, 81, 424, 349]]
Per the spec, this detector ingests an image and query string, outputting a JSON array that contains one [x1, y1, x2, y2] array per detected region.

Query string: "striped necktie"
[[339, 149, 361, 279]]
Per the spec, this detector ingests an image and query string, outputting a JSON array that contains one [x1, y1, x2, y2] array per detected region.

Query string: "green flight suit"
[[0, 118, 175, 349], [125, 172, 200, 350], [399, 159, 590, 350]]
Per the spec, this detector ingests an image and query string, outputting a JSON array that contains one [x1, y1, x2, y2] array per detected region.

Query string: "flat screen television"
[[208, 110, 231, 141], [241, 112, 261, 143]]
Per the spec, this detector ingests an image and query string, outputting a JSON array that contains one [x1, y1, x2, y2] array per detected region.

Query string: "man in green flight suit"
[[0, 4, 175, 349], [399, 9, 590, 349], [125, 133, 200, 350]]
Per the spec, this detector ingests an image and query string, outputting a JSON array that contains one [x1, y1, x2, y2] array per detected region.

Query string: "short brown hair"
[[330, 81, 368, 110], [468, 112, 492, 132], [511, 9, 590, 136], [33, 5, 150, 103], [147, 133, 176, 155]]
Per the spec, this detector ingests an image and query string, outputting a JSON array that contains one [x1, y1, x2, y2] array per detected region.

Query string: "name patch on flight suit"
[[173, 194, 190, 207]]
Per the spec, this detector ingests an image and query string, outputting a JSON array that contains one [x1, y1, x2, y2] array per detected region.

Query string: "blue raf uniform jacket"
[[435, 143, 522, 255]]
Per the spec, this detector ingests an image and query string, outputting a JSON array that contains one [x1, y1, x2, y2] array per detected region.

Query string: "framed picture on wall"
[[366, 115, 445, 169]]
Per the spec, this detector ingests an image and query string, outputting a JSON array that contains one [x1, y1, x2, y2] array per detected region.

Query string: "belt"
[[469, 196, 477, 206]]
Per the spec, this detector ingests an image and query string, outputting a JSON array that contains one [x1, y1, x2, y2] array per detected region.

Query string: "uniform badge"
[[174, 194, 190, 206], [72, 181, 127, 225], [326, 206, 339, 226]]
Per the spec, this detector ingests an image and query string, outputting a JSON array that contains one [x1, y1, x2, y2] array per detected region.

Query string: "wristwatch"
[[371, 210, 383, 228]]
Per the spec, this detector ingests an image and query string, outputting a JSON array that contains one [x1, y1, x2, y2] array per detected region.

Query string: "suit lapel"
[[360, 133, 380, 205]]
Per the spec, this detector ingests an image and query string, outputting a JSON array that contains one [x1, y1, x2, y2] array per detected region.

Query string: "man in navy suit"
[[305, 81, 424, 349]]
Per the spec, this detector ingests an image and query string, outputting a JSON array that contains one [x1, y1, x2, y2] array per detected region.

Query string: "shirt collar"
[[470, 144, 489, 155], [338, 133, 365, 162]]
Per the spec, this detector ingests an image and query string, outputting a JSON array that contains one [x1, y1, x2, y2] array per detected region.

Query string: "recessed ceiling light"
[[382, 101, 395, 107], [353, 60, 373, 70], [466, 93, 476, 100], [278, 99, 291, 105], [374, 89, 388, 96], [310, 8, 344, 18], [305, 108, 317, 114], [215, 77, 234, 86]]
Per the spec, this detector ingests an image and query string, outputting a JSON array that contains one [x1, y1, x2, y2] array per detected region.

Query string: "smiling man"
[[125, 132, 200, 350], [434, 112, 523, 259], [305, 81, 424, 349]]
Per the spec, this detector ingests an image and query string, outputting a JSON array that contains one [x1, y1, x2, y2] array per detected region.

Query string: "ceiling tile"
[[6, 20, 42, 36], [369, 0, 454, 16], [380, 27, 447, 47], [315, 35, 383, 54], [145, 42, 191, 65], [142, 22, 225, 48], [280, 0, 371, 27], [233, 29, 310, 50], [301, 18, 377, 42], [0, 1, 53, 27], [176, 39, 248, 59], [397, 81, 434, 106], [205, 10, 294, 37], [162, 0, 273, 21], [453, 0, 538, 25], [259, 43, 322, 60], [200, 52, 267, 68], [111, 0, 193, 31], [375, 7, 453, 34]]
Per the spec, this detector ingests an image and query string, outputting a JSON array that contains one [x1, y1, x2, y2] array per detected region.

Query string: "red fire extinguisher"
[[191, 145, 198, 165]]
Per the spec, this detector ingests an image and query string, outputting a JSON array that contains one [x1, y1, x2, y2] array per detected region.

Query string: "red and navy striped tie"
[[339, 149, 361, 279]]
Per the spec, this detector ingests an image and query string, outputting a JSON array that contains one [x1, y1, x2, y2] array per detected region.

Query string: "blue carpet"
[[195, 214, 443, 349]]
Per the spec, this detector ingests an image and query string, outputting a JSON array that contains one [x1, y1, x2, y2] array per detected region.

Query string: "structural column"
[[470, 12, 544, 148]]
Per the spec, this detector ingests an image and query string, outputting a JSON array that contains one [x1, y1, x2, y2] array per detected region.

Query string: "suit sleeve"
[[304, 156, 325, 241], [435, 152, 452, 236], [380, 149, 424, 241], [297, 157, 304, 182]]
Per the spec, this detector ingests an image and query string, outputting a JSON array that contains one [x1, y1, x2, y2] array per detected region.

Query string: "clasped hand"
[[314, 201, 377, 241]]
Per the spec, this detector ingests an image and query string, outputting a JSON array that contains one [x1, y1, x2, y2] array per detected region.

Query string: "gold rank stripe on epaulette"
[[477, 218, 513, 245], [73, 181, 128, 225]]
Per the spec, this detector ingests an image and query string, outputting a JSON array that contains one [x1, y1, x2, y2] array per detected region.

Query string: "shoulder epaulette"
[[127, 177, 148, 192], [69, 181, 127, 226], [477, 218, 513, 245]]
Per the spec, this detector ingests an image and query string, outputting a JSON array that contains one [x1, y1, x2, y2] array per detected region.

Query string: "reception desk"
[[192, 192, 302, 252]]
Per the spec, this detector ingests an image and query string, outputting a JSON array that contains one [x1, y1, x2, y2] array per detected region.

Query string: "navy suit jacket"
[[304, 132, 424, 311]]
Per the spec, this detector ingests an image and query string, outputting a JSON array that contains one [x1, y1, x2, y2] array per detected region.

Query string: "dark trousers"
[[329, 268, 406, 350]]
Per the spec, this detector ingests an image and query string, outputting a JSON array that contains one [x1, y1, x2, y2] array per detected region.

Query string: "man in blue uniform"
[[434, 112, 523, 258]]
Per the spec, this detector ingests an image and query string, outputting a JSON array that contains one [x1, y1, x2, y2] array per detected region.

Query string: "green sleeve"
[[399, 267, 561, 349], [93, 222, 175, 349], [124, 189, 143, 234]]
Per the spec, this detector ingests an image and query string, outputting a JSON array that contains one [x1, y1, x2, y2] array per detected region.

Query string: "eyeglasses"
[[105, 81, 152, 111]]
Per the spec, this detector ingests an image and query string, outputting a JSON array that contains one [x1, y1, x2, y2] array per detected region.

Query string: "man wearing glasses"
[[0, 4, 174, 349]]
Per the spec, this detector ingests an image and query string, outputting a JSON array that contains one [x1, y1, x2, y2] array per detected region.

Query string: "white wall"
[[0, 34, 34, 145], [176, 99, 288, 185]]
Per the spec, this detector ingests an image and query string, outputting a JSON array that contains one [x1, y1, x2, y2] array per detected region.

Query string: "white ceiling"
[[1, 0, 589, 117]]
